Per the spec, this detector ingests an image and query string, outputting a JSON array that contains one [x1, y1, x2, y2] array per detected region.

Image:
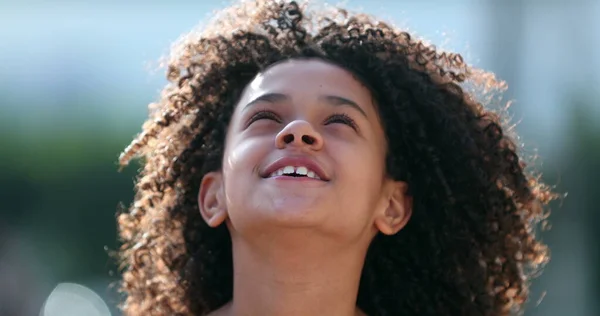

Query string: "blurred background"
[[1, 0, 598, 315]]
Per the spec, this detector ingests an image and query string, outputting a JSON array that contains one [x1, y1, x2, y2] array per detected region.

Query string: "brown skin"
[[199, 59, 412, 316]]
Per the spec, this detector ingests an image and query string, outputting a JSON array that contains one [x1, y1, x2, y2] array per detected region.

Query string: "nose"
[[275, 120, 323, 150]]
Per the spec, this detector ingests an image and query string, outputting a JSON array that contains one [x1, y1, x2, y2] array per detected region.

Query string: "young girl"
[[117, 1, 554, 315]]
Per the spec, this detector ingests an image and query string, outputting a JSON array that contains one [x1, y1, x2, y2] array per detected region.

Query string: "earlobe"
[[375, 181, 413, 235], [198, 171, 228, 228]]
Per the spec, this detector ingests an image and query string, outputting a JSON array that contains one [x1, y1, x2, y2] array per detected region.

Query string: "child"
[[117, 1, 555, 315]]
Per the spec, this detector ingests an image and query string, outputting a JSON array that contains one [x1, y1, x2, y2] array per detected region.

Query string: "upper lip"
[[261, 156, 330, 181]]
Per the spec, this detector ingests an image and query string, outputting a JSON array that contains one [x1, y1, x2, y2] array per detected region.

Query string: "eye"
[[247, 110, 282, 126], [324, 113, 358, 130]]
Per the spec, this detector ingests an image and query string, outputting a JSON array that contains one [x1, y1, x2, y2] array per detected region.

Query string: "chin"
[[269, 198, 329, 225], [234, 197, 331, 231]]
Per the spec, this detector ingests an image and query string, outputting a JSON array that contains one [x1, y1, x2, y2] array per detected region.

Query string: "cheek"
[[221, 136, 271, 213], [333, 141, 386, 207], [333, 136, 385, 180], [223, 137, 267, 174]]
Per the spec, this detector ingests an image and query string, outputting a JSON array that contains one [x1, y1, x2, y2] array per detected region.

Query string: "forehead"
[[240, 58, 373, 105]]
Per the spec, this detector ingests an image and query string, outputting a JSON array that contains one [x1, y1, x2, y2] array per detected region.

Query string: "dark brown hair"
[[117, 1, 555, 315]]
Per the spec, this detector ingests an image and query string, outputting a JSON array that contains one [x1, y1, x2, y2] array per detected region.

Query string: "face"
[[199, 58, 411, 243]]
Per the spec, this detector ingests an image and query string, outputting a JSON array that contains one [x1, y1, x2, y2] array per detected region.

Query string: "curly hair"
[[116, 1, 555, 315]]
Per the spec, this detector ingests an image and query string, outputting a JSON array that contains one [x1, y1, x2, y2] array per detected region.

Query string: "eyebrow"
[[244, 92, 368, 118]]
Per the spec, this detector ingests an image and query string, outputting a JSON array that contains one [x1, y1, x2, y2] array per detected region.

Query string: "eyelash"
[[324, 113, 358, 130], [247, 110, 282, 125], [247, 110, 358, 130]]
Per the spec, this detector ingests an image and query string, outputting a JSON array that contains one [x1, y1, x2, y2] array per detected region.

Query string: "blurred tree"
[[566, 96, 600, 304], [0, 130, 138, 295]]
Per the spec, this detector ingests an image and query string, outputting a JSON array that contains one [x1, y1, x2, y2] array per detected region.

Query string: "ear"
[[198, 171, 228, 228], [374, 180, 412, 235]]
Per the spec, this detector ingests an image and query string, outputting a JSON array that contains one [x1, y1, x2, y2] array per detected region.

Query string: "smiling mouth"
[[268, 165, 322, 180]]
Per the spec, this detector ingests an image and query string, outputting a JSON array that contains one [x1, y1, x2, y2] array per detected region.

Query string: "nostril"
[[302, 135, 315, 145], [283, 134, 294, 144]]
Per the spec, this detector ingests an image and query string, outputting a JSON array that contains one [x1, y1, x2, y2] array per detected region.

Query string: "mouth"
[[261, 156, 329, 181], [268, 165, 322, 180]]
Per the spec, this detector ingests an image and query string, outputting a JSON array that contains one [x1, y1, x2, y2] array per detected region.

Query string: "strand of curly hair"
[[116, 1, 555, 315]]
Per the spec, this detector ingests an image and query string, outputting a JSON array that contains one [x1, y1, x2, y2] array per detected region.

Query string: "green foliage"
[[1, 130, 139, 281]]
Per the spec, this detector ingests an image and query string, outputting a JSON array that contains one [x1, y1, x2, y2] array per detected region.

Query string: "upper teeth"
[[269, 165, 320, 179]]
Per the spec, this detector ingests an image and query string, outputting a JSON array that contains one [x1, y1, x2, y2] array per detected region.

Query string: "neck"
[[219, 228, 371, 316]]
